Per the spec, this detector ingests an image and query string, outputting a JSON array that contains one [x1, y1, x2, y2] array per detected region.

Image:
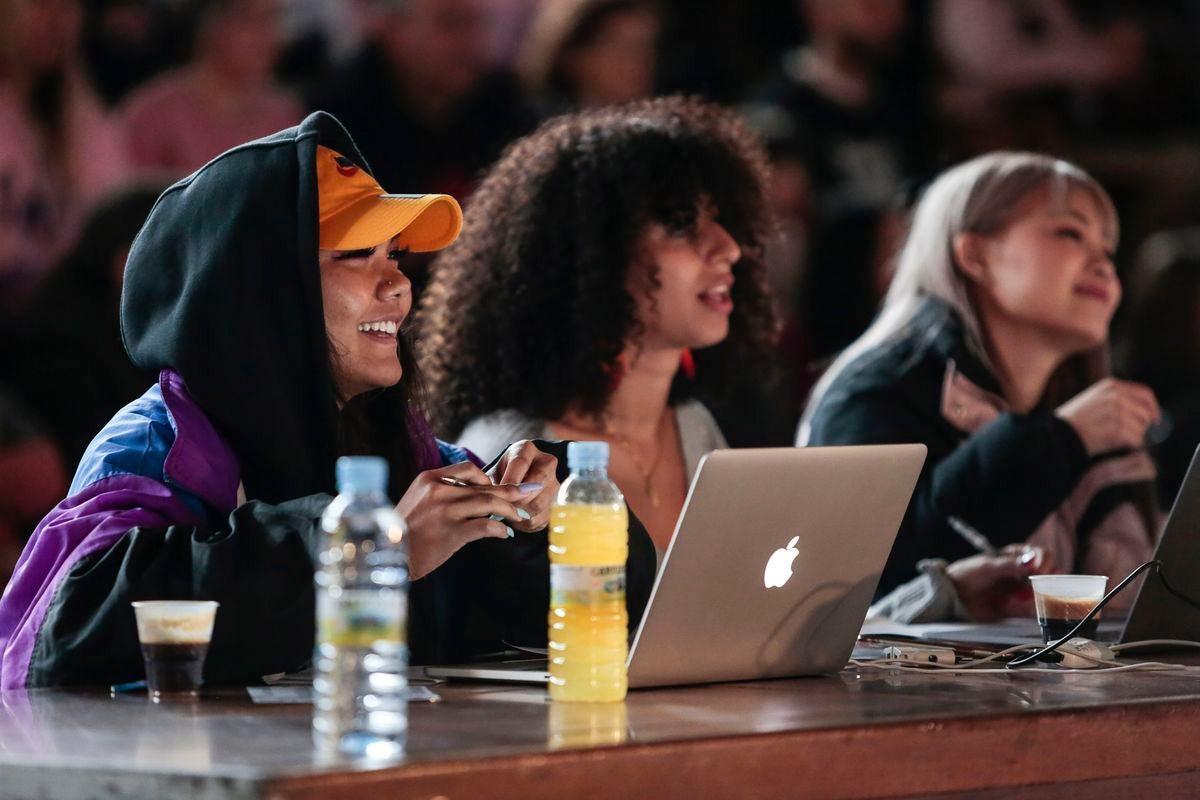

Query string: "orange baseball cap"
[[316, 145, 463, 252]]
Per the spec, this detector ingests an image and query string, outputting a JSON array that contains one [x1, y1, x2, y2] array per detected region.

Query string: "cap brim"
[[318, 194, 463, 252]]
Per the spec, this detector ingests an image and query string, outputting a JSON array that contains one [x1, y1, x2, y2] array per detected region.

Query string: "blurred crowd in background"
[[3, 0, 1200, 580]]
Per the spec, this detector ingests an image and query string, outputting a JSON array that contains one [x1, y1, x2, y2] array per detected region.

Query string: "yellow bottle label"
[[317, 588, 406, 649], [549, 564, 626, 607]]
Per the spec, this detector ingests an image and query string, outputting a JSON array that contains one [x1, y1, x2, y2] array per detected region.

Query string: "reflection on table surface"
[[3, 660, 1200, 779]]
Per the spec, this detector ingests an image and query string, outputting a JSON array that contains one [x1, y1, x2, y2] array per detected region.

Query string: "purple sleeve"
[[0, 475, 198, 689]]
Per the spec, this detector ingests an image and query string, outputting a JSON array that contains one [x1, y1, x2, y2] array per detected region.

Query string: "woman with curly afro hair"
[[417, 96, 779, 551]]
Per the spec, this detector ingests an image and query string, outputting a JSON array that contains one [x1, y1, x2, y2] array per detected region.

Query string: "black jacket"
[[806, 299, 1097, 594]]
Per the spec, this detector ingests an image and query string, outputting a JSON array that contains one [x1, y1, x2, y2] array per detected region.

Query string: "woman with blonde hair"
[[802, 151, 1160, 617]]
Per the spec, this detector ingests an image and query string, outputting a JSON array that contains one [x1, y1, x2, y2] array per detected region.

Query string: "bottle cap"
[[335, 456, 388, 493], [567, 441, 609, 471]]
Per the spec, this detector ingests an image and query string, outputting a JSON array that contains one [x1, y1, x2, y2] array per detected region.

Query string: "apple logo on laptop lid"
[[764, 536, 800, 588]]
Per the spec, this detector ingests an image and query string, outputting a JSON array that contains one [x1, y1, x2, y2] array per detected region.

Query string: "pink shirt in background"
[[121, 69, 303, 176]]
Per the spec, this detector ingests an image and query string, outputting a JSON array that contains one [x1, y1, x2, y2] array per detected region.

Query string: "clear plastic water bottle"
[[313, 456, 409, 759], [549, 441, 629, 702]]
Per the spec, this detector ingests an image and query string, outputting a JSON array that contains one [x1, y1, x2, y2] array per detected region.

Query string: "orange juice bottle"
[[548, 441, 629, 702]]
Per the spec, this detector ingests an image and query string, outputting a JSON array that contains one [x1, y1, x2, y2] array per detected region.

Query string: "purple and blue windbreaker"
[[0, 370, 472, 690]]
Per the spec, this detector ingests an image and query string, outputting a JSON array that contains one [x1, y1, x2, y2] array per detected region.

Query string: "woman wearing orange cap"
[[311, 141, 554, 579], [0, 112, 658, 690]]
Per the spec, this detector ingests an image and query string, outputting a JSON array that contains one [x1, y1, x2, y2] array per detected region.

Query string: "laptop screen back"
[[1121, 445, 1200, 644], [626, 445, 926, 688]]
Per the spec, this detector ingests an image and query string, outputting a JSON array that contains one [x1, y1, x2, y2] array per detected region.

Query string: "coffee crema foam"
[[135, 613, 216, 645], [1035, 594, 1100, 620]]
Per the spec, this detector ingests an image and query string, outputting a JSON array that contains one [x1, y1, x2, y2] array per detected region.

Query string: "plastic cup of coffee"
[[131, 601, 218, 702], [1029, 575, 1106, 643]]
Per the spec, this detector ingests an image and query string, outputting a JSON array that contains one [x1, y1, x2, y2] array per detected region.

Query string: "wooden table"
[[3, 662, 1200, 800]]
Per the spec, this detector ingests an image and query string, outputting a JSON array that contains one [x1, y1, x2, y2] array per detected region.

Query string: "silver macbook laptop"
[[426, 444, 927, 688]]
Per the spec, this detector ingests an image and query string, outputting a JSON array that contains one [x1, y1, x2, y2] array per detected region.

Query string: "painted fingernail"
[[518, 482, 543, 494], [488, 513, 503, 522], [517, 508, 531, 521], [506, 526, 515, 538]]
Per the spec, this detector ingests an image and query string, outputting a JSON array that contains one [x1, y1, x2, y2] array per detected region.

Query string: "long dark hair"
[[331, 328, 428, 497], [417, 96, 779, 439]]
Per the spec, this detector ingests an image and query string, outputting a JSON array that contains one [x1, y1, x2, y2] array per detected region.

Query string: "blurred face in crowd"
[[380, 0, 492, 104], [4, 0, 83, 75], [319, 233, 412, 403], [562, 7, 659, 108], [805, 0, 905, 59], [957, 186, 1120, 354], [200, 0, 281, 85], [627, 201, 742, 352]]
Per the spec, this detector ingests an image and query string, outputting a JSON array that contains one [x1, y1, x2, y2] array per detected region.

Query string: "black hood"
[[121, 112, 376, 504]]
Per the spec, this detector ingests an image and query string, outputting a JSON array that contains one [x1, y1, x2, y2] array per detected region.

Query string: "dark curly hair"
[[417, 96, 780, 438]]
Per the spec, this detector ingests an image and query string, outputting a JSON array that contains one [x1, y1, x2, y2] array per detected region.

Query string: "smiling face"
[[319, 233, 413, 404], [627, 203, 742, 352], [960, 185, 1120, 354]]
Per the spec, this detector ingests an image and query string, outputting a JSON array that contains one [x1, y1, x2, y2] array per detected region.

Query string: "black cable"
[[1156, 565, 1200, 612], [1006, 559, 1200, 668]]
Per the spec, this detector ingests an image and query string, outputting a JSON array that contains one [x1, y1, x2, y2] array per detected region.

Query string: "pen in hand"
[[438, 475, 474, 488], [947, 516, 996, 556], [947, 516, 1036, 565], [439, 475, 543, 494], [437, 475, 534, 532]]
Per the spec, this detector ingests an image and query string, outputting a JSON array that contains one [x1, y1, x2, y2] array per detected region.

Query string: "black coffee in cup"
[[140, 641, 210, 695], [1036, 595, 1099, 643], [1030, 575, 1106, 645], [1038, 616, 1100, 643], [131, 601, 218, 701]]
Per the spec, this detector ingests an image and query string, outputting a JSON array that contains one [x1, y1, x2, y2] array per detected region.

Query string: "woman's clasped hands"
[[396, 441, 560, 579]]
